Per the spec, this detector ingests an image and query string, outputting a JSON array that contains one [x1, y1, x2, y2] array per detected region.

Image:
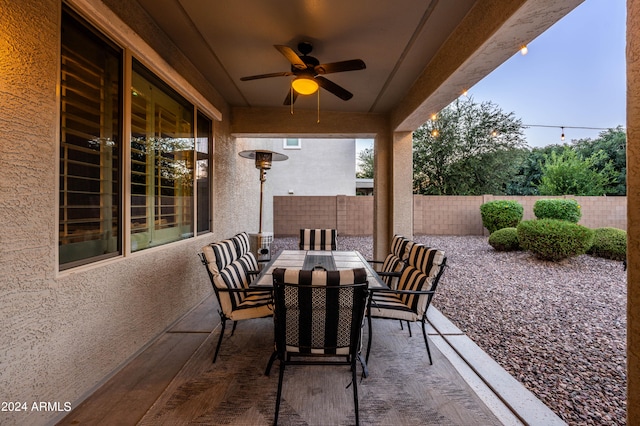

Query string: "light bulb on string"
[[561, 127, 565, 141]]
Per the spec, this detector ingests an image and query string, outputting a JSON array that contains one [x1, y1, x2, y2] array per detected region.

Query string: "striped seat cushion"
[[202, 238, 239, 276], [390, 234, 413, 260], [213, 253, 265, 315], [273, 268, 367, 355], [228, 291, 273, 321], [232, 232, 251, 257], [379, 253, 405, 289], [237, 251, 259, 275], [407, 244, 445, 277], [369, 265, 433, 321], [299, 228, 337, 251]]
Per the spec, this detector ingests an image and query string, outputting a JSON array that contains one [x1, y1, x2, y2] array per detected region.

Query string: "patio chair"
[[269, 267, 369, 426], [368, 234, 414, 289], [199, 232, 272, 363], [299, 228, 338, 250], [366, 244, 446, 365]]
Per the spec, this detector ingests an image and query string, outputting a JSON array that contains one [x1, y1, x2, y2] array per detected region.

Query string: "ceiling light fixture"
[[291, 75, 319, 95]]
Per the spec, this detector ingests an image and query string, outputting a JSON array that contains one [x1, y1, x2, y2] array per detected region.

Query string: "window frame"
[[59, 1, 220, 271], [283, 138, 302, 150], [59, 5, 124, 270]]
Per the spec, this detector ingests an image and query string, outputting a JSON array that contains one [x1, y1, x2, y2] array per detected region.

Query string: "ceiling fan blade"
[[283, 89, 299, 106], [315, 59, 366, 75], [274, 45, 307, 70], [240, 71, 292, 81], [316, 76, 353, 101]]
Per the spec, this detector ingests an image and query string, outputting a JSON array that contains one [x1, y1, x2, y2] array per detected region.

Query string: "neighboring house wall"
[[237, 138, 356, 232], [0, 2, 255, 425], [274, 195, 628, 236]]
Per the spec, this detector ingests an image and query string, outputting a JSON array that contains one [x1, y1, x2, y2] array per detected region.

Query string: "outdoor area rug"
[[139, 318, 501, 425]]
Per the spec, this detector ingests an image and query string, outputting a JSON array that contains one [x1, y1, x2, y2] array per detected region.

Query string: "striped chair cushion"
[[213, 254, 265, 314], [370, 265, 433, 321], [273, 268, 367, 355], [390, 235, 413, 260], [202, 239, 239, 276], [407, 244, 445, 277], [237, 251, 259, 275], [379, 253, 405, 289], [232, 232, 251, 257], [299, 228, 338, 251]]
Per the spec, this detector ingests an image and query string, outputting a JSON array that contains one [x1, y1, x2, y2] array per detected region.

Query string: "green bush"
[[533, 198, 582, 223], [488, 227, 520, 251], [517, 219, 594, 261], [587, 227, 627, 261], [480, 200, 524, 234]]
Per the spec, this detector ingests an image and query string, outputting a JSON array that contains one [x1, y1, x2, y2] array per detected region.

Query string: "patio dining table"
[[252, 250, 387, 289]]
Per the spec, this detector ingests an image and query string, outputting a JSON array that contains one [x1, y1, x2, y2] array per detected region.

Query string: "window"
[[283, 138, 301, 149], [196, 112, 212, 234], [130, 61, 194, 252], [59, 7, 123, 269], [59, 7, 214, 267]]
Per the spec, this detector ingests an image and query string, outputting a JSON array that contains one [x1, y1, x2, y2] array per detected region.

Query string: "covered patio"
[[2, 1, 640, 425], [59, 293, 560, 425]]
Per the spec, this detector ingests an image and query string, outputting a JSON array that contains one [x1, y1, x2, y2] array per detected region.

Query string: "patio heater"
[[238, 149, 288, 262]]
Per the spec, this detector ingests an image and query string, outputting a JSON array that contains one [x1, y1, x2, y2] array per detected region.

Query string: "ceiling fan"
[[240, 42, 366, 105]]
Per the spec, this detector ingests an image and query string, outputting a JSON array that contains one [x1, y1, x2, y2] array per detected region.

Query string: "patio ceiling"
[[137, 0, 583, 131]]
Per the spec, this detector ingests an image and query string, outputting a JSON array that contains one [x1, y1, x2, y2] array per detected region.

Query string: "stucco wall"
[[0, 1, 254, 425]]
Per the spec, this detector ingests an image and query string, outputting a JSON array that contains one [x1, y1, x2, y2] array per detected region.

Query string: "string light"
[[520, 45, 528, 55], [431, 129, 439, 137], [523, 124, 613, 142]]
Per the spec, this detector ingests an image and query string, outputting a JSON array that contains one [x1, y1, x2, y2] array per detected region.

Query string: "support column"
[[392, 131, 414, 238], [373, 130, 414, 260], [627, 1, 640, 423], [373, 133, 391, 260]]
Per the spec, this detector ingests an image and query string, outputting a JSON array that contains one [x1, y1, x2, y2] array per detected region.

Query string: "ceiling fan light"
[[291, 76, 319, 95]]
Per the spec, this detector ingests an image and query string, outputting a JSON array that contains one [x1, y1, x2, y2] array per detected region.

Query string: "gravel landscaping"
[[272, 235, 627, 425]]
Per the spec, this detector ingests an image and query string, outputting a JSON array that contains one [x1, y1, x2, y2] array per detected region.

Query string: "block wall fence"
[[273, 195, 627, 236]]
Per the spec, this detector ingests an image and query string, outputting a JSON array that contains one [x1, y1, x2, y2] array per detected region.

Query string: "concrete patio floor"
[[57, 293, 565, 425]]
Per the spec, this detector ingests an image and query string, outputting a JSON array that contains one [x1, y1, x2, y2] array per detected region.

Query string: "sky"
[[357, 0, 626, 154]]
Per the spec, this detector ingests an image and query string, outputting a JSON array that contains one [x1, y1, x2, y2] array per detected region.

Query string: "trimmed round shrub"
[[488, 227, 520, 251], [480, 200, 524, 234], [533, 198, 582, 223], [587, 227, 627, 261], [517, 219, 594, 261]]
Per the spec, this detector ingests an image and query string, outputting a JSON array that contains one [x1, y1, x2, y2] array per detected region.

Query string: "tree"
[[356, 147, 374, 178], [507, 145, 561, 195], [507, 127, 626, 195], [413, 97, 527, 195], [537, 147, 616, 196], [572, 126, 626, 195]]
